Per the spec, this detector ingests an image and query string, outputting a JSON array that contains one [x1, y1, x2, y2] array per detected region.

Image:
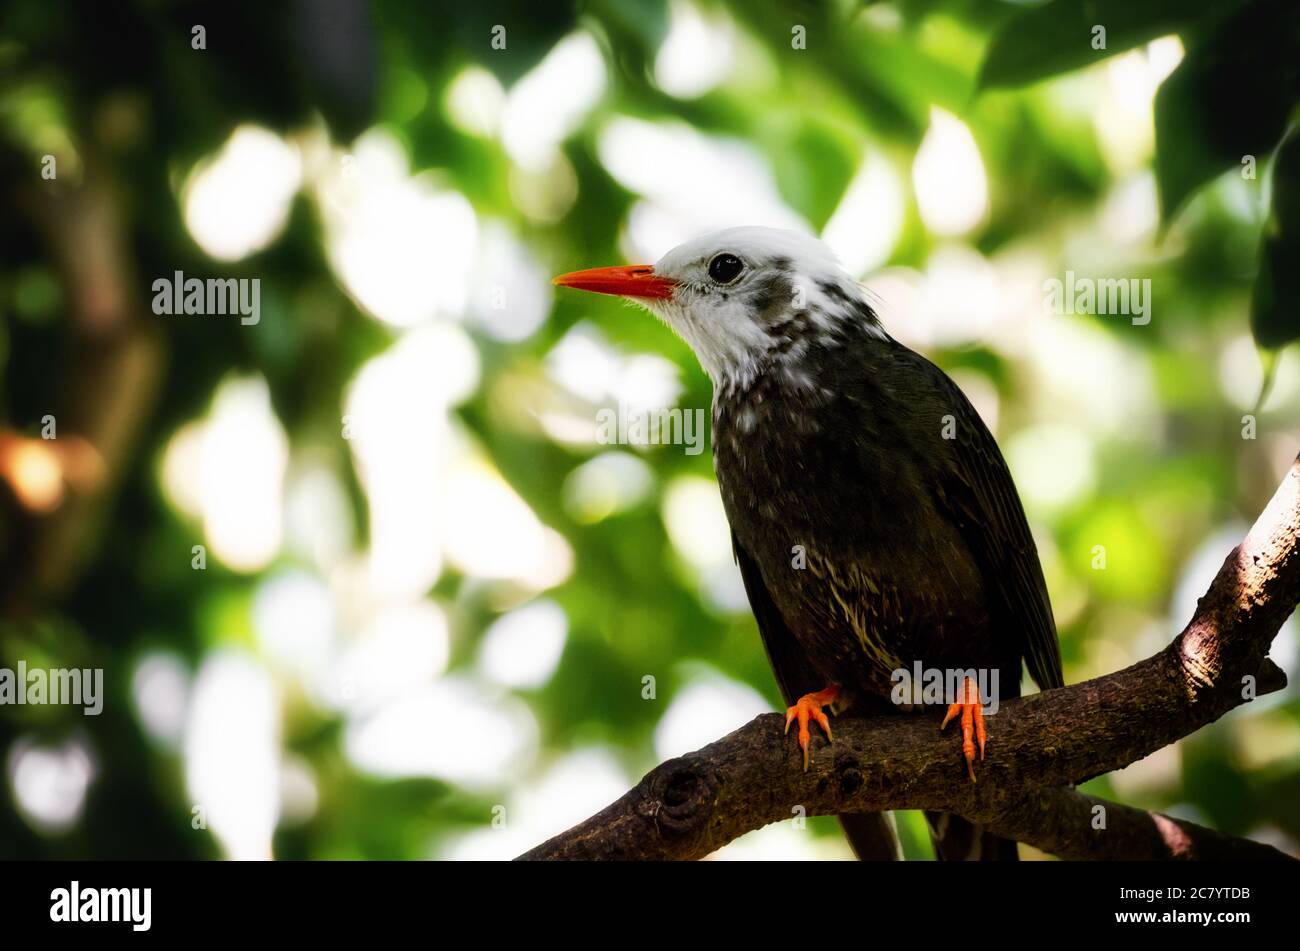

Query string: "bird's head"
[[553, 226, 884, 391]]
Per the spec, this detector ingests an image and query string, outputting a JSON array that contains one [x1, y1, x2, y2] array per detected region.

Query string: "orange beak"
[[552, 264, 676, 300]]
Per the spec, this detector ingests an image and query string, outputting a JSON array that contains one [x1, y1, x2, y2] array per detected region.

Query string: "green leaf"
[[1154, 0, 1300, 225], [978, 0, 1240, 90], [979, 0, 1167, 89], [1251, 124, 1300, 349]]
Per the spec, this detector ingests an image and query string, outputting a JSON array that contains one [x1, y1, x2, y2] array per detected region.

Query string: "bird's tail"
[[840, 811, 903, 860], [924, 811, 1019, 861]]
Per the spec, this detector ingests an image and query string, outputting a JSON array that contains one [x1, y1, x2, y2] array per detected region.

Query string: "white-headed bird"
[[554, 227, 1064, 860]]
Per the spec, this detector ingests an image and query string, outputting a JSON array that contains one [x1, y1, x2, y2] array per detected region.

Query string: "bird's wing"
[[926, 371, 1065, 691], [732, 530, 902, 861], [732, 530, 823, 704]]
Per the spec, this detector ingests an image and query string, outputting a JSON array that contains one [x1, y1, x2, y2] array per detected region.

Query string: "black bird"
[[554, 227, 1064, 861]]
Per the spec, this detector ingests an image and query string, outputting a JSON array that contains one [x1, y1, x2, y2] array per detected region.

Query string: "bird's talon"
[[942, 675, 986, 783], [783, 685, 840, 772]]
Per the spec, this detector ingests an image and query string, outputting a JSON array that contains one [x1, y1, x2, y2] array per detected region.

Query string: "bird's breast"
[[713, 382, 996, 692]]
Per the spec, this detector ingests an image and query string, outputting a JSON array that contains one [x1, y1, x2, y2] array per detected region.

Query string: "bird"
[[553, 226, 1064, 861]]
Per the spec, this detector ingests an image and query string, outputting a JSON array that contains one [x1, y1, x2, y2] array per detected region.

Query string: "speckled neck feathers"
[[641, 227, 888, 398], [724, 273, 887, 398], [711, 304, 891, 459]]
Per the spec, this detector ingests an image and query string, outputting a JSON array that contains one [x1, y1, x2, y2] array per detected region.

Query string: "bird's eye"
[[707, 253, 744, 284]]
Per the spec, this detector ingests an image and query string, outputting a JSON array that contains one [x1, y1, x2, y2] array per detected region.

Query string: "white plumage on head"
[[643, 227, 886, 391]]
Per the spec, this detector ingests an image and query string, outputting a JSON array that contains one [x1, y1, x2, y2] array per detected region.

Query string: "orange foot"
[[941, 675, 987, 783], [784, 685, 840, 771]]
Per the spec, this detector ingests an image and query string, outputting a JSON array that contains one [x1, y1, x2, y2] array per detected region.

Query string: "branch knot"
[[637, 757, 719, 837]]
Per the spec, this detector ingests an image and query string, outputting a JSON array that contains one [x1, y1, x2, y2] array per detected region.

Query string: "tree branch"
[[519, 453, 1300, 861]]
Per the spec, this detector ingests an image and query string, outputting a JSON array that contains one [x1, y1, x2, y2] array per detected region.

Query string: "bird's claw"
[[941, 675, 986, 782], [784, 685, 840, 771]]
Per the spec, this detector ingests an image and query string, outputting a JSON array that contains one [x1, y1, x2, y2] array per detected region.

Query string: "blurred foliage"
[[983, 0, 1300, 348], [0, 0, 1298, 861]]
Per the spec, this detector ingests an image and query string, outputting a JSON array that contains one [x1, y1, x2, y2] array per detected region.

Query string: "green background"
[[1, 0, 1298, 860]]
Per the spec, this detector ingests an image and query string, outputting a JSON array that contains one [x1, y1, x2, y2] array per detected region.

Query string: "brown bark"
[[519, 454, 1300, 861], [3, 149, 166, 607]]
